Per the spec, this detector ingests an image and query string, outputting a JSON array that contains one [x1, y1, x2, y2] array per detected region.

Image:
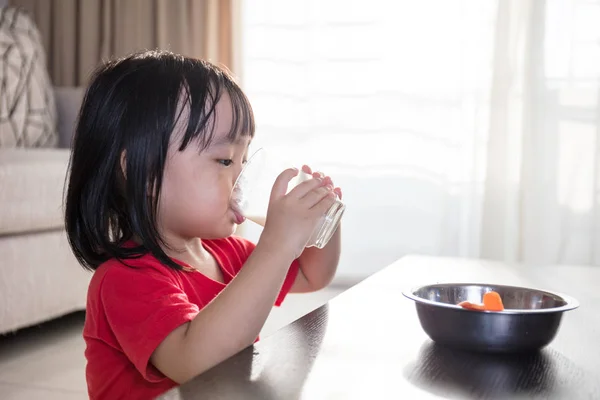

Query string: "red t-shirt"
[[83, 236, 299, 400]]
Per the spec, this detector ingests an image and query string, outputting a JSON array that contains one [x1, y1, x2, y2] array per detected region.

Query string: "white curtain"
[[240, 0, 600, 281]]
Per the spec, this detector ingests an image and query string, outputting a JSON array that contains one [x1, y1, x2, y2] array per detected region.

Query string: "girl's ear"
[[120, 150, 127, 179]]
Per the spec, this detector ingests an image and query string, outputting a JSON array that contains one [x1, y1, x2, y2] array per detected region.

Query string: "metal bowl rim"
[[402, 282, 580, 314]]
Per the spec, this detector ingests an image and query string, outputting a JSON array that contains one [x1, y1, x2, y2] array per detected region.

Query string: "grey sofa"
[[0, 4, 90, 334], [0, 87, 89, 334]]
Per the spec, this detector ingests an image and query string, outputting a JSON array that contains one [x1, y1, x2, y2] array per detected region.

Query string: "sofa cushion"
[[0, 148, 70, 235], [0, 7, 58, 148], [55, 87, 85, 148]]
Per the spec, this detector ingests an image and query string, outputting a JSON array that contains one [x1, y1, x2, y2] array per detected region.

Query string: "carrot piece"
[[458, 301, 486, 311], [457, 291, 504, 311], [483, 291, 505, 311]]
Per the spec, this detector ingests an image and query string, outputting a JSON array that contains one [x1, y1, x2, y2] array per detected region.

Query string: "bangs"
[[227, 80, 256, 143], [176, 64, 255, 152]]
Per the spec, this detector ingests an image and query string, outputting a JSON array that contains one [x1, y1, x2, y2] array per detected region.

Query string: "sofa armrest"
[[54, 86, 85, 149]]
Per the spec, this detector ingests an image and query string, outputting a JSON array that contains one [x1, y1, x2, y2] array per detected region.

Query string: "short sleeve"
[[99, 265, 199, 381], [275, 258, 300, 306], [226, 236, 300, 307]]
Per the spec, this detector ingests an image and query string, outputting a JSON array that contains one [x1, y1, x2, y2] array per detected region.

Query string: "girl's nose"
[[233, 165, 243, 184]]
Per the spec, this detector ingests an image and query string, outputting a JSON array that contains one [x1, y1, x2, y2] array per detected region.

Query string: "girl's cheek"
[[224, 181, 234, 203]]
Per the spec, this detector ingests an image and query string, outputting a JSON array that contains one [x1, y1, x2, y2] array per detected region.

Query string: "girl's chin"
[[194, 224, 237, 240], [221, 220, 240, 237], [193, 215, 241, 239]]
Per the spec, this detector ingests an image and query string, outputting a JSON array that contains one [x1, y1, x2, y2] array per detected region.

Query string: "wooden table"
[[158, 256, 600, 399]]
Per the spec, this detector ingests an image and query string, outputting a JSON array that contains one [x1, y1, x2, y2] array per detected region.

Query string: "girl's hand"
[[301, 165, 343, 200], [260, 167, 337, 259]]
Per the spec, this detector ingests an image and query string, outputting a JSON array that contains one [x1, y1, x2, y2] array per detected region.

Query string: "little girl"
[[64, 50, 342, 400]]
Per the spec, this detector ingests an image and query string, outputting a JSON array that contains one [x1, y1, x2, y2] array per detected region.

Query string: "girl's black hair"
[[64, 50, 255, 271]]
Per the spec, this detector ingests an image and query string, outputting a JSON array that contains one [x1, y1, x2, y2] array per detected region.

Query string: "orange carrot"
[[483, 291, 504, 311], [458, 301, 486, 311], [458, 291, 505, 311]]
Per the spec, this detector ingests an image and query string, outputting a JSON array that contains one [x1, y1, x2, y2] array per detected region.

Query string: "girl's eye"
[[218, 159, 233, 167]]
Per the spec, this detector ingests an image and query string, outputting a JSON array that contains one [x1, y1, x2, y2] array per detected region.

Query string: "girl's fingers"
[[298, 167, 341, 200], [302, 184, 334, 208], [288, 175, 324, 199], [334, 187, 342, 200], [312, 190, 337, 215], [270, 168, 300, 200], [312, 171, 325, 180]]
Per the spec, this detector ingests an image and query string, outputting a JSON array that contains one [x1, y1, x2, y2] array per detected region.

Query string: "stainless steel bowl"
[[403, 283, 579, 353]]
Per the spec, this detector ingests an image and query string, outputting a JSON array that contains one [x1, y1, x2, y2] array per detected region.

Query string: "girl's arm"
[[291, 224, 341, 293], [150, 168, 337, 383], [151, 241, 294, 383], [291, 167, 343, 293]]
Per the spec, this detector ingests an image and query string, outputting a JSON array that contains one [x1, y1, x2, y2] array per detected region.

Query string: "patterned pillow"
[[0, 7, 57, 148]]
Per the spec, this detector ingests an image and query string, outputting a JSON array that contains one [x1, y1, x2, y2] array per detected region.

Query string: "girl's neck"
[[163, 237, 211, 264], [164, 237, 223, 282], [133, 234, 212, 269]]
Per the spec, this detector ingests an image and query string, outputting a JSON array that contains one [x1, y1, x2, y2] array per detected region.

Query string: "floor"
[[0, 287, 345, 399]]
